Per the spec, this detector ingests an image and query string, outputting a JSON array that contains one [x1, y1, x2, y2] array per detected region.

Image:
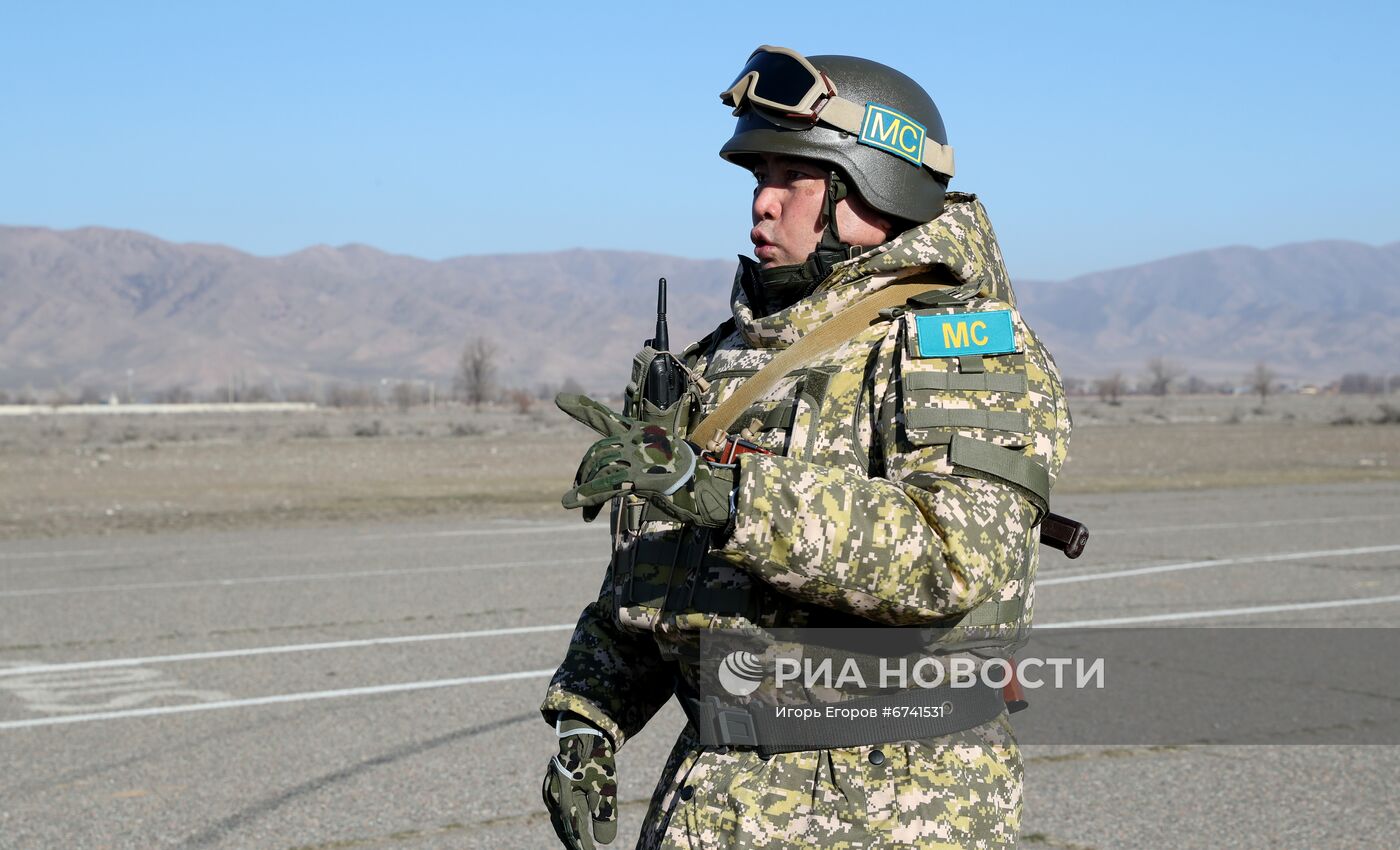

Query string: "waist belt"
[[676, 680, 1006, 757]]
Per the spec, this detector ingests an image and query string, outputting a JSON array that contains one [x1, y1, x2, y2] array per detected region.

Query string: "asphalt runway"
[[2, 481, 1398, 849]]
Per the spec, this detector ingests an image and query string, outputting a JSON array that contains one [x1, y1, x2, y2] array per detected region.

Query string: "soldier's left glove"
[[557, 394, 734, 529], [542, 714, 617, 850]]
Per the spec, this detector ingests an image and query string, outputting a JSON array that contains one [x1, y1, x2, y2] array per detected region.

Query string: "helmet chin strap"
[[743, 171, 864, 317], [817, 168, 848, 252]]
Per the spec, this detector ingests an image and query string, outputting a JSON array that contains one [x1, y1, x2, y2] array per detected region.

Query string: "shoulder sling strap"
[[689, 277, 961, 452]]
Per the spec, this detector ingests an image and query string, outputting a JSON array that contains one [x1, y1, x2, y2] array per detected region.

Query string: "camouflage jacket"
[[541, 194, 1072, 748]]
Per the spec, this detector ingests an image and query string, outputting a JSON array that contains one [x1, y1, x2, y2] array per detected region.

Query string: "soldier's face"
[[749, 153, 892, 268]]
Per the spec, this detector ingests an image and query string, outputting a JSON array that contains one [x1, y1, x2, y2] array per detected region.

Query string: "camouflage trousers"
[[636, 713, 1022, 849]]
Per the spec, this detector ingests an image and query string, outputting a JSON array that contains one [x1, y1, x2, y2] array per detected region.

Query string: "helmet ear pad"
[[719, 54, 950, 224]]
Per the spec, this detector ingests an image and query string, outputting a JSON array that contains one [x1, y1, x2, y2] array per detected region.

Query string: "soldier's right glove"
[[556, 393, 734, 529], [541, 714, 617, 850]]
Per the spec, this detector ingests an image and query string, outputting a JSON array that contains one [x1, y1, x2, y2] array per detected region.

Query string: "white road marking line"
[[1091, 513, 1400, 536], [8, 592, 1400, 730], [0, 522, 602, 563], [6, 542, 1398, 669], [25, 539, 1387, 599], [0, 666, 230, 714], [0, 548, 114, 562], [0, 624, 576, 677], [0, 669, 556, 730], [1039, 592, 1400, 628], [3, 512, 1392, 566], [1040, 543, 1400, 586], [0, 532, 610, 579], [0, 556, 601, 598], [356, 523, 591, 540]]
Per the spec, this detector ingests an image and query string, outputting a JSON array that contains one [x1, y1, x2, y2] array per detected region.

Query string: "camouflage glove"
[[556, 392, 640, 523], [557, 394, 735, 529], [542, 714, 617, 850], [556, 392, 637, 441]]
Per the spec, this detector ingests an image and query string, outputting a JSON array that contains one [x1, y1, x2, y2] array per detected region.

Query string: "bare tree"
[[1094, 372, 1125, 406], [284, 385, 318, 403], [1182, 375, 1211, 395], [1145, 357, 1181, 397], [1247, 362, 1277, 405], [508, 388, 534, 414], [454, 337, 498, 409], [392, 381, 417, 412], [1339, 373, 1385, 395], [156, 384, 195, 404], [325, 382, 375, 408]]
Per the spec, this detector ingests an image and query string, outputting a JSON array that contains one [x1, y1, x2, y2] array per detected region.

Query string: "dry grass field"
[[1, 394, 1396, 540]]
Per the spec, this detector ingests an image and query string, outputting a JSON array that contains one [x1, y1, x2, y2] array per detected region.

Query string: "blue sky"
[[2, 1, 1396, 279]]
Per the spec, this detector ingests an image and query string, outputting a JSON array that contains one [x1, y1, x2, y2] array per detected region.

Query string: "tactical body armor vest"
[[540, 194, 1071, 753], [611, 194, 1069, 678]]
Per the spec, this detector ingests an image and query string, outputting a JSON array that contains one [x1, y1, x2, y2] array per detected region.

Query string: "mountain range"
[[1, 225, 1396, 397], [1016, 239, 1400, 384]]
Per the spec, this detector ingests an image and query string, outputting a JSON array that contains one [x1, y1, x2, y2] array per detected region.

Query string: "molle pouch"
[[609, 524, 779, 632], [610, 526, 704, 629], [937, 539, 1037, 656], [615, 379, 699, 540], [613, 347, 701, 597], [624, 346, 699, 437]]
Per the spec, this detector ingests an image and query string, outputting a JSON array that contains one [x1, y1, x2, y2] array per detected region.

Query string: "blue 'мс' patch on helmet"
[[915, 310, 1018, 358], [858, 103, 926, 166]]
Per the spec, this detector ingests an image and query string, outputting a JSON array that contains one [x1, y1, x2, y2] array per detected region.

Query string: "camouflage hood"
[[731, 192, 1017, 349]]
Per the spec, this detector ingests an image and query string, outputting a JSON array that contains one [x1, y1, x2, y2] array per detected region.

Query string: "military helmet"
[[719, 48, 953, 224]]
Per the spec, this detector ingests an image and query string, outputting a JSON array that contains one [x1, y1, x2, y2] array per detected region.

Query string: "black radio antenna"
[[653, 277, 669, 352]]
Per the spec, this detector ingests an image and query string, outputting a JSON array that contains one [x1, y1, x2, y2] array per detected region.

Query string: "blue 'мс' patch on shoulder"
[[859, 103, 926, 165], [915, 310, 1017, 358]]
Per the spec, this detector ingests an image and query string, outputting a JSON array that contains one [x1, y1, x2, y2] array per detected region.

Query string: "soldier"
[[541, 46, 1071, 849]]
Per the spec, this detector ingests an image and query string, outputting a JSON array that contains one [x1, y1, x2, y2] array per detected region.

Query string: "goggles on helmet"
[[720, 45, 836, 121], [719, 45, 956, 179]]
